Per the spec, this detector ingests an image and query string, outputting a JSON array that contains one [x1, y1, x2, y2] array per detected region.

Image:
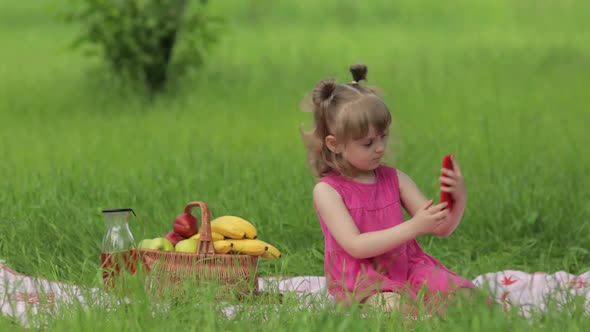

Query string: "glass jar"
[[100, 208, 138, 290]]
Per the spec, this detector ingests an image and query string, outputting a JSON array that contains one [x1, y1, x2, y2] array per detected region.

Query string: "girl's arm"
[[432, 156, 467, 237], [314, 181, 448, 259], [397, 169, 430, 217], [397, 157, 467, 238], [432, 198, 466, 237]]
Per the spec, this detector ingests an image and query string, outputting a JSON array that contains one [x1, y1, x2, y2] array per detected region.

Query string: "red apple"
[[173, 204, 199, 237], [163, 231, 185, 246]]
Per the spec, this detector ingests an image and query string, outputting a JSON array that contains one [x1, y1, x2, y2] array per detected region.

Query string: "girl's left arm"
[[432, 155, 467, 237]]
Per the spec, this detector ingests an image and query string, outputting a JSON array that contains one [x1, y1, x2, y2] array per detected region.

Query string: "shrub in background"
[[61, 0, 223, 93]]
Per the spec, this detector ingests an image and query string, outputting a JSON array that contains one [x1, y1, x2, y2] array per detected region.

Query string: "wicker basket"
[[138, 201, 259, 298]]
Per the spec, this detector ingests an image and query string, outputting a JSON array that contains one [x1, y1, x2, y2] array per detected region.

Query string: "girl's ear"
[[325, 135, 342, 153]]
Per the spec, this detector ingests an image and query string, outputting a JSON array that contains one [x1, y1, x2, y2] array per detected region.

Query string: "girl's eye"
[[364, 140, 373, 147]]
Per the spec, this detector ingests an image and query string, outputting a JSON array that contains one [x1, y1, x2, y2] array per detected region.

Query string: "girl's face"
[[342, 126, 389, 174]]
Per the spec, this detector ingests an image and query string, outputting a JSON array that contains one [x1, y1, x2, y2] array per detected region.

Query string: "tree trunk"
[[144, 0, 189, 92]]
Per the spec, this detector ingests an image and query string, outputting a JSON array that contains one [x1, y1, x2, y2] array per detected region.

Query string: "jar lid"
[[102, 208, 136, 216]]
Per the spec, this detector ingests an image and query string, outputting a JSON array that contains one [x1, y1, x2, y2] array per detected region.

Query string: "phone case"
[[440, 154, 454, 210]]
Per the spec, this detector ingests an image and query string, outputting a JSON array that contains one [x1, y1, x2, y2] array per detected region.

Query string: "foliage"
[[60, 0, 223, 93]]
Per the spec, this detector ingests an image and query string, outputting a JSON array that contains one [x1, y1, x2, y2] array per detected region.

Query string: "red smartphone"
[[440, 154, 454, 210]]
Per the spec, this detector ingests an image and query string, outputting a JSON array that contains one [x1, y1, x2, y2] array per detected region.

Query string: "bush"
[[61, 0, 223, 93]]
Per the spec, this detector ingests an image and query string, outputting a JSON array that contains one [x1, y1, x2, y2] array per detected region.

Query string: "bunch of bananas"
[[189, 216, 282, 260]]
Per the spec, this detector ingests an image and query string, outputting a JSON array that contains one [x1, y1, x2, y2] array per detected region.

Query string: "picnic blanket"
[[2, 260, 589, 327]]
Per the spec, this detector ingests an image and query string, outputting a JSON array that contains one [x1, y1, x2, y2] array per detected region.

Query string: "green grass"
[[1, 0, 590, 330]]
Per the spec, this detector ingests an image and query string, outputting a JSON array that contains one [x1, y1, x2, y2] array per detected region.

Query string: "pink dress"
[[316, 165, 475, 305]]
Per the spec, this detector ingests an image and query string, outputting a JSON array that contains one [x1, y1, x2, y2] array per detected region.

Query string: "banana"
[[213, 216, 257, 239], [189, 232, 224, 242], [257, 240, 282, 260], [213, 240, 233, 254], [210, 218, 245, 239], [226, 239, 267, 256]]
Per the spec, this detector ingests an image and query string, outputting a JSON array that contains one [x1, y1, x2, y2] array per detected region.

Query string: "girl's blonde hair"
[[301, 64, 392, 178]]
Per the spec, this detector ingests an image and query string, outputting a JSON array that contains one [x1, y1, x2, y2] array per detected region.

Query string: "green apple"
[[149, 237, 175, 252], [175, 239, 197, 253], [137, 239, 153, 250]]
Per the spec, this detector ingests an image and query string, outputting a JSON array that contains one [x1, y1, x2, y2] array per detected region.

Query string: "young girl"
[[301, 64, 475, 314]]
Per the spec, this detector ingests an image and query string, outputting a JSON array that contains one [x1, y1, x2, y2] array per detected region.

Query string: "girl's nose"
[[375, 140, 385, 153]]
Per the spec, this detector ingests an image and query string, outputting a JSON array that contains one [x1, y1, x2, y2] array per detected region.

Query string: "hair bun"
[[349, 64, 368, 83], [312, 78, 337, 107]]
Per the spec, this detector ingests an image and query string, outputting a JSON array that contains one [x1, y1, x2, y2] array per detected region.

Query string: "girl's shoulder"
[[387, 167, 421, 195], [377, 164, 400, 184], [313, 173, 346, 208], [316, 171, 344, 192], [377, 164, 397, 175]]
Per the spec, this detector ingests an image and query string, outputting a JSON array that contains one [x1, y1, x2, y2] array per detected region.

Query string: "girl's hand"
[[439, 156, 466, 204], [410, 199, 450, 236]]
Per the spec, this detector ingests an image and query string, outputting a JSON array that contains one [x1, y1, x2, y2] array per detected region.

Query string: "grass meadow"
[[1, 0, 589, 330]]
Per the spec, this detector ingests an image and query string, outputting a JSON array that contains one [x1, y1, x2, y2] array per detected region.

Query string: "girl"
[[301, 64, 475, 314]]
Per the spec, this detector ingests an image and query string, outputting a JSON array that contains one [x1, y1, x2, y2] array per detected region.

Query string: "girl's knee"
[[363, 292, 402, 312]]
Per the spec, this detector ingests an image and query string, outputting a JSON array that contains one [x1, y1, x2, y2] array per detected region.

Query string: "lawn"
[[1, 0, 589, 330]]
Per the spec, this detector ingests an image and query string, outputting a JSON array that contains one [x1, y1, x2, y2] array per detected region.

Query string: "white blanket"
[[2, 261, 589, 327]]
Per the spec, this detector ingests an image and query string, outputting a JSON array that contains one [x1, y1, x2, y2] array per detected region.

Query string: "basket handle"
[[183, 201, 215, 257]]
